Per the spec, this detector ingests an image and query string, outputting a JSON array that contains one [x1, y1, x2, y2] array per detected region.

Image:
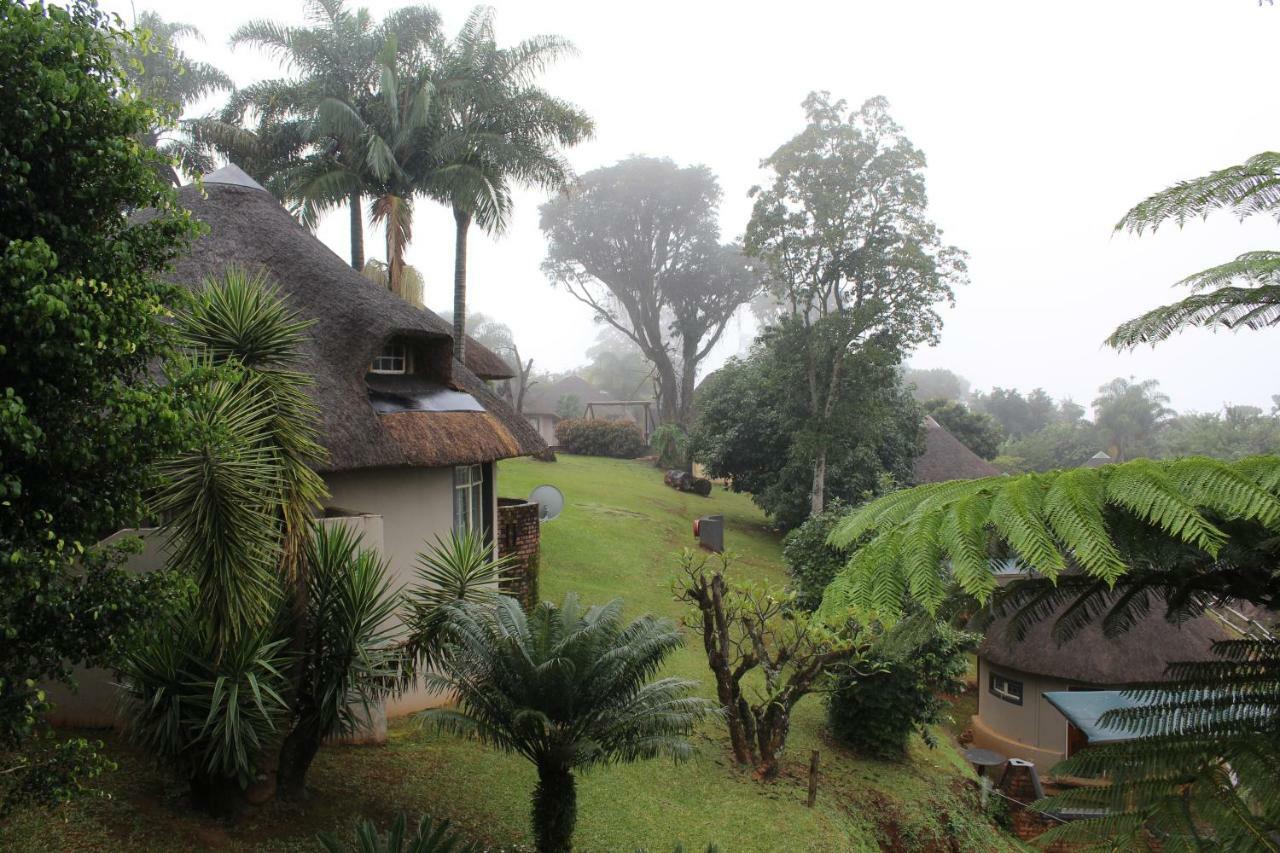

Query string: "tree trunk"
[[348, 191, 364, 271], [189, 773, 249, 820], [532, 763, 577, 853], [276, 719, 322, 801], [810, 445, 827, 517], [452, 206, 472, 364], [706, 575, 754, 765]]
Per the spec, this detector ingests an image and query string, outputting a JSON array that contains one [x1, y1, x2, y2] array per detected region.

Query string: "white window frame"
[[989, 672, 1024, 706], [370, 341, 410, 375], [453, 464, 485, 533]]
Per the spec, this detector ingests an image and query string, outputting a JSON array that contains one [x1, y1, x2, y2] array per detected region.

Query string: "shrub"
[[555, 417, 648, 458], [827, 620, 978, 760], [781, 500, 851, 610], [650, 424, 689, 469], [317, 813, 480, 852]]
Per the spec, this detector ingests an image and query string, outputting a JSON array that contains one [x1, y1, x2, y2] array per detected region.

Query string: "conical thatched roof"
[[979, 600, 1229, 684], [160, 169, 545, 473], [911, 417, 1002, 483]]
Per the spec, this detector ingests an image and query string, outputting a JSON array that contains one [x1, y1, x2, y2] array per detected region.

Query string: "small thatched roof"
[[159, 166, 545, 472], [979, 601, 1230, 684], [911, 417, 1002, 484]]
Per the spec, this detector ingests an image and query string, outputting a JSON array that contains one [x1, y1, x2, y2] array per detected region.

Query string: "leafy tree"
[[827, 618, 978, 760], [994, 421, 1101, 472], [745, 93, 966, 515], [690, 318, 922, 530], [1057, 397, 1087, 425], [225, 0, 442, 270], [1108, 151, 1280, 348], [554, 394, 583, 421], [970, 386, 1057, 439], [1093, 376, 1174, 461], [0, 0, 198, 812], [922, 398, 1003, 459], [429, 6, 592, 363], [115, 11, 232, 184], [541, 156, 758, 426], [781, 499, 853, 610], [1159, 406, 1280, 460], [901, 366, 970, 403], [423, 594, 712, 853]]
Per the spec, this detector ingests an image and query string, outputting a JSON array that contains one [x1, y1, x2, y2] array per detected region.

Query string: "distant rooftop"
[[202, 163, 267, 192]]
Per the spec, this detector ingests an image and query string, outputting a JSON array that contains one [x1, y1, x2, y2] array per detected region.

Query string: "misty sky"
[[104, 0, 1280, 416]]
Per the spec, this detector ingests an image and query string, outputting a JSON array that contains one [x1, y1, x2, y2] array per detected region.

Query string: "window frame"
[[989, 672, 1024, 706], [453, 464, 486, 534], [370, 341, 411, 375]]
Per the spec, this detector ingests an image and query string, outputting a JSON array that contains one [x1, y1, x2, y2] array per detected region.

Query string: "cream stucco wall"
[[525, 413, 558, 446], [324, 464, 498, 716], [970, 657, 1073, 772]]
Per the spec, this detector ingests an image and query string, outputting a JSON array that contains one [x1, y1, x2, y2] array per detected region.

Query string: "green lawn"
[[0, 455, 1015, 852]]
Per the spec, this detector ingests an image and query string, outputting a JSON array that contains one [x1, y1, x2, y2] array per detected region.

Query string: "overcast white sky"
[[105, 0, 1280, 415]]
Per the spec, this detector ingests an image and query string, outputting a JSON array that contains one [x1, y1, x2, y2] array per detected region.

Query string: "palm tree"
[[1091, 376, 1174, 461], [1109, 151, 1280, 348], [226, 1, 441, 270], [116, 12, 232, 184], [315, 44, 435, 297], [422, 594, 712, 853], [427, 7, 593, 362]]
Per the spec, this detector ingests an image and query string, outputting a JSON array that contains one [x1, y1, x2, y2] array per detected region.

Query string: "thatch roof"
[[911, 417, 1002, 484], [979, 600, 1230, 684], [158, 165, 545, 472]]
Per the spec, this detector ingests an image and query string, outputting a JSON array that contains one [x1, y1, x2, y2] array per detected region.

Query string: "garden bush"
[[555, 417, 648, 458], [650, 424, 689, 469], [780, 500, 851, 610], [827, 620, 978, 760]]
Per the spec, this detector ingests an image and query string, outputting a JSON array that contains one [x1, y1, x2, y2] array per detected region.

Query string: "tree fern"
[[820, 455, 1280, 622]]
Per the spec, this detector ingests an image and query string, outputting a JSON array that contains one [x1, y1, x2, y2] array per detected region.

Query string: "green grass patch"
[[0, 455, 1014, 852]]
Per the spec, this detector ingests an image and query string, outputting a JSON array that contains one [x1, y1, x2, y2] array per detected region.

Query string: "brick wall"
[[497, 498, 540, 610]]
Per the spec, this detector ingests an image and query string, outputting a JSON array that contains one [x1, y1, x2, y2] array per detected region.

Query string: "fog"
[[103, 0, 1280, 414]]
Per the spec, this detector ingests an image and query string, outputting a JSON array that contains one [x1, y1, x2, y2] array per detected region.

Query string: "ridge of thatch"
[[979, 601, 1229, 685], [911, 416, 1002, 484], [160, 178, 545, 472]]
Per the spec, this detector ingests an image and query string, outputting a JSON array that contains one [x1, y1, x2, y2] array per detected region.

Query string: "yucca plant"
[[277, 522, 401, 799], [1109, 151, 1280, 349], [402, 528, 516, 673], [316, 812, 480, 853], [421, 594, 713, 853]]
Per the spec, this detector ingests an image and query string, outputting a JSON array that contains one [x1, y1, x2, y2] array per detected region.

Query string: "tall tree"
[[116, 11, 232, 184], [429, 6, 593, 363], [1109, 152, 1280, 348], [226, 1, 441, 270], [314, 41, 435, 297], [1092, 376, 1174, 461], [541, 156, 759, 426], [0, 0, 199, 810], [745, 93, 966, 515], [970, 386, 1058, 438], [901, 366, 970, 403], [581, 327, 654, 402]]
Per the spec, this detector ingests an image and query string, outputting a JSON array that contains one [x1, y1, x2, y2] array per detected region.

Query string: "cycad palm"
[[428, 6, 593, 361], [1109, 151, 1280, 348], [422, 594, 712, 853]]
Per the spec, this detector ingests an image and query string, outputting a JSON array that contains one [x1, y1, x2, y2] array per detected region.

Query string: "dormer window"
[[371, 341, 410, 374]]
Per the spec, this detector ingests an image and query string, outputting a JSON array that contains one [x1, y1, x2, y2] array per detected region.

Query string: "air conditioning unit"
[[693, 514, 724, 553]]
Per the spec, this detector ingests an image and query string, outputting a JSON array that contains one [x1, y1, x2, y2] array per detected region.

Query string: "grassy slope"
[[0, 455, 1013, 852]]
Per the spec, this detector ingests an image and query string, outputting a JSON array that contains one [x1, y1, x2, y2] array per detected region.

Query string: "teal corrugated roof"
[[1043, 690, 1147, 744]]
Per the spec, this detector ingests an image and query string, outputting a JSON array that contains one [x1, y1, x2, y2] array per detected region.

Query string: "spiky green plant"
[[421, 594, 713, 853], [1109, 152, 1280, 348], [316, 812, 480, 853]]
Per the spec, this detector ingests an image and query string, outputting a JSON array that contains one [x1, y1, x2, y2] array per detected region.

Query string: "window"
[[370, 341, 409, 374], [453, 464, 485, 533], [989, 672, 1024, 705]]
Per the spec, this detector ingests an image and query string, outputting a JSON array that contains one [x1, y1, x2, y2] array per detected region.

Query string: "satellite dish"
[[528, 484, 565, 522]]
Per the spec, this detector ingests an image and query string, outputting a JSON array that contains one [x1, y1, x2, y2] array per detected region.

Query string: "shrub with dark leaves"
[[555, 417, 648, 458]]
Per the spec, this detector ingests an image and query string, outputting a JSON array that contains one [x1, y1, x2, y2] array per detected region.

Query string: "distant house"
[[520, 374, 615, 446], [912, 416, 1002, 483], [48, 164, 547, 725], [970, 597, 1228, 772]]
